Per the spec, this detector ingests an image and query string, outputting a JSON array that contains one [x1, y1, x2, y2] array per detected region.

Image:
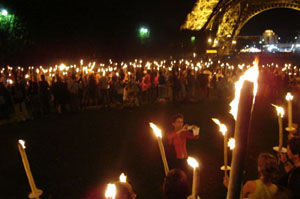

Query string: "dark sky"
[[2, 1, 300, 60]]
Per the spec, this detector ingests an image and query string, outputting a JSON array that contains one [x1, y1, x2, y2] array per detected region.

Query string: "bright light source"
[[1, 9, 8, 16], [191, 36, 196, 43], [139, 26, 150, 39]]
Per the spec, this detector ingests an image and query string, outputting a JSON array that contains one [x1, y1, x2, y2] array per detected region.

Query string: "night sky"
[[2, 1, 300, 61]]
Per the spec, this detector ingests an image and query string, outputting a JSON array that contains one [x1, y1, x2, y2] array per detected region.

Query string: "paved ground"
[[1, 92, 299, 199]]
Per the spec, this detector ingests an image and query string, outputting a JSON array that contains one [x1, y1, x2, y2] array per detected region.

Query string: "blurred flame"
[[211, 118, 227, 136], [187, 156, 199, 168], [272, 104, 284, 118], [285, 92, 293, 101], [230, 58, 259, 120], [119, 173, 127, 182], [105, 184, 116, 198], [228, 138, 235, 150], [149, 122, 162, 138], [18, 140, 26, 149]]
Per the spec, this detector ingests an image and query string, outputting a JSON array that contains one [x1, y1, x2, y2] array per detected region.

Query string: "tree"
[[0, 9, 28, 64]]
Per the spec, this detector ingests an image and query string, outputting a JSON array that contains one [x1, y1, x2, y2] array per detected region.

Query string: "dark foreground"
[[1, 94, 299, 199]]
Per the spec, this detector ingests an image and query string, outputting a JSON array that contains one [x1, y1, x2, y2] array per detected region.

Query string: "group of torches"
[[1, 58, 300, 86], [16, 59, 297, 199]]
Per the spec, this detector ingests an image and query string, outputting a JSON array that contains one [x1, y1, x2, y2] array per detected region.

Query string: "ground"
[[1, 92, 299, 199]]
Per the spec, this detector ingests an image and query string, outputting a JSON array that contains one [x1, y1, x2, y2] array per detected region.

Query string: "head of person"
[[257, 153, 278, 183], [287, 136, 300, 163], [163, 169, 190, 199], [41, 74, 45, 81], [171, 113, 184, 131], [115, 181, 136, 199]]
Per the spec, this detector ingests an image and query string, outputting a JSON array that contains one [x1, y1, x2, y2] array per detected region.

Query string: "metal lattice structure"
[[182, 0, 300, 53]]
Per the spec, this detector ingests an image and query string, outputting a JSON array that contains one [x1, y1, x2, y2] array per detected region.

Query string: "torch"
[[272, 104, 287, 153], [149, 122, 169, 176], [18, 140, 43, 199], [187, 157, 200, 199]]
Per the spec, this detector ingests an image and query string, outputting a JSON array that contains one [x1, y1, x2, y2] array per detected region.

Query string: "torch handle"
[[278, 116, 283, 151], [158, 138, 169, 176], [18, 144, 38, 195], [288, 101, 292, 128]]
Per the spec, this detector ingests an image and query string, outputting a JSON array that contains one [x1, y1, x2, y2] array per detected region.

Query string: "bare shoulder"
[[243, 180, 257, 196]]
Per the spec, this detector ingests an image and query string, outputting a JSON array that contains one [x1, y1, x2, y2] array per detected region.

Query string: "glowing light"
[[211, 118, 227, 136], [18, 140, 26, 149], [1, 9, 8, 16], [149, 122, 162, 138], [105, 184, 116, 199], [272, 104, 284, 118], [229, 58, 259, 120], [187, 157, 199, 168], [59, 63, 66, 71], [285, 92, 293, 101], [228, 138, 235, 150], [119, 173, 127, 182]]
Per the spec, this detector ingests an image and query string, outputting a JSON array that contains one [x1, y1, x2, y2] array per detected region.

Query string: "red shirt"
[[168, 130, 199, 159]]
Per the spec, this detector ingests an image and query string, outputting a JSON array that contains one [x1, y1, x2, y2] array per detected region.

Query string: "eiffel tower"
[[182, 0, 300, 54]]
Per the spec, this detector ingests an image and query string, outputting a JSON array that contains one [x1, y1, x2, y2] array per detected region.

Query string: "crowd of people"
[[0, 59, 300, 124]]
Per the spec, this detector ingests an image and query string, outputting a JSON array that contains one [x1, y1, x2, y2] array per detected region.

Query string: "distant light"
[[1, 9, 8, 16], [208, 38, 212, 43], [191, 36, 196, 43], [139, 26, 150, 39], [232, 40, 237, 45], [295, 36, 298, 40], [278, 37, 281, 40]]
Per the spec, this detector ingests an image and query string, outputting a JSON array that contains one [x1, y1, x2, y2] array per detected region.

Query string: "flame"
[[59, 63, 66, 71], [230, 58, 259, 120], [187, 156, 199, 168], [105, 184, 116, 198], [18, 140, 26, 149], [271, 104, 284, 118], [211, 118, 227, 136], [228, 138, 235, 150], [119, 173, 127, 182], [285, 92, 293, 101], [149, 122, 162, 138]]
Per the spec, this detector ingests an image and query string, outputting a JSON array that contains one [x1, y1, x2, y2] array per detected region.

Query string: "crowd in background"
[[1, 58, 300, 124]]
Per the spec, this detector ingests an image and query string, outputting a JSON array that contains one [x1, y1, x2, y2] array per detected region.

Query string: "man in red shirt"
[[167, 113, 199, 171]]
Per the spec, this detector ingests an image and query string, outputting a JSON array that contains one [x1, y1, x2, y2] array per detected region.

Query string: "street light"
[[1, 9, 8, 16], [139, 26, 150, 39]]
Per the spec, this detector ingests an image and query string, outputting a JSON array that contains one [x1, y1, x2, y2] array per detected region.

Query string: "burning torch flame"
[[230, 58, 259, 120], [187, 156, 199, 168], [272, 104, 284, 118], [119, 173, 127, 183], [211, 118, 227, 136], [228, 138, 235, 150], [149, 122, 162, 138], [105, 184, 116, 199], [285, 92, 293, 101], [18, 140, 26, 149]]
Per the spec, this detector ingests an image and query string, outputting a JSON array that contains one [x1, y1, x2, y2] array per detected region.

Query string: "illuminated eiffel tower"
[[182, 0, 300, 54]]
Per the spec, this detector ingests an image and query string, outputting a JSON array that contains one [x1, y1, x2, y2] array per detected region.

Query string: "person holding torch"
[[167, 113, 199, 172]]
